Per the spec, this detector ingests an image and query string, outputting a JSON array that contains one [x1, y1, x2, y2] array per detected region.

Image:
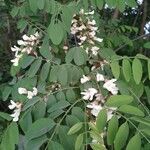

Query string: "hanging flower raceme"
[[8, 100, 22, 122], [18, 87, 38, 99], [70, 9, 103, 56], [11, 32, 40, 66]]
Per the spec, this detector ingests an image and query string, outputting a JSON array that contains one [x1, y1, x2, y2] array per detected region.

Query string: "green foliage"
[[0, 0, 150, 149]]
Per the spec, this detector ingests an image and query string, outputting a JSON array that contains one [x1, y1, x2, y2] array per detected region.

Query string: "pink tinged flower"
[[96, 73, 105, 82], [81, 88, 98, 101], [80, 75, 90, 84], [18, 87, 28, 95], [103, 79, 119, 95]]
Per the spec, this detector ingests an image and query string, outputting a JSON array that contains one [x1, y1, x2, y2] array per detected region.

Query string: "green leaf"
[[40, 62, 51, 81], [66, 89, 76, 103], [32, 101, 46, 120], [67, 122, 83, 135], [107, 115, 118, 145], [48, 22, 64, 45], [75, 134, 84, 150], [122, 59, 132, 82], [96, 109, 107, 132], [126, 0, 137, 7], [126, 134, 141, 150], [47, 100, 70, 113], [26, 118, 55, 140], [132, 58, 143, 84], [148, 60, 150, 80], [74, 47, 87, 66], [21, 55, 35, 69], [117, 0, 125, 12], [26, 135, 47, 150], [114, 122, 129, 150], [2, 86, 11, 101], [0, 112, 12, 121], [106, 95, 133, 107], [96, 0, 104, 9], [39, 37, 52, 60], [130, 117, 150, 128], [28, 58, 42, 77], [105, 0, 117, 8], [49, 66, 59, 82], [99, 48, 116, 61], [22, 97, 41, 111], [110, 61, 120, 79], [118, 105, 145, 117], [37, 0, 45, 10], [58, 65, 68, 86], [144, 42, 150, 49], [65, 47, 76, 63], [10, 65, 20, 77], [29, 0, 38, 13], [0, 122, 19, 150], [48, 141, 64, 150], [19, 109, 32, 133], [10, 6, 19, 17]]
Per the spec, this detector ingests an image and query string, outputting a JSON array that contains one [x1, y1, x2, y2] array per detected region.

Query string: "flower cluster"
[[70, 9, 103, 56], [11, 32, 40, 66], [80, 73, 118, 119], [8, 100, 22, 122], [18, 87, 38, 99]]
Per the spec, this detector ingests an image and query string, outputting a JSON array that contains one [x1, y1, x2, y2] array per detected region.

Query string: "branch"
[[115, 33, 150, 52]]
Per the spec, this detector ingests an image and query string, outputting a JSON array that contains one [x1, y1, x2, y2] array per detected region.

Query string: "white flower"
[[94, 37, 103, 43], [8, 100, 17, 110], [27, 91, 34, 99], [103, 79, 119, 95], [85, 10, 94, 15], [88, 20, 96, 25], [8, 100, 21, 122], [80, 36, 87, 41], [95, 93, 104, 102], [81, 88, 98, 101], [22, 34, 30, 41], [32, 87, 38, 96], [10, 54, 22, 66], [89, 31, 96, 37], [91, 46, 99, 56], [17, 40, 27, 46], [87, 103, 102, 117], [80, 75, 90, 84], [96, 73, 105, 81], [18, 87, 28, 95]]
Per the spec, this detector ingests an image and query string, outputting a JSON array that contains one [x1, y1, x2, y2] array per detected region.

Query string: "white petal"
[[32, 87, 38, 96], [8, 100, 17, 110], [18, 87, 28, 94], [27, 91, 34, 99], [96, 73, 105, 81]]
